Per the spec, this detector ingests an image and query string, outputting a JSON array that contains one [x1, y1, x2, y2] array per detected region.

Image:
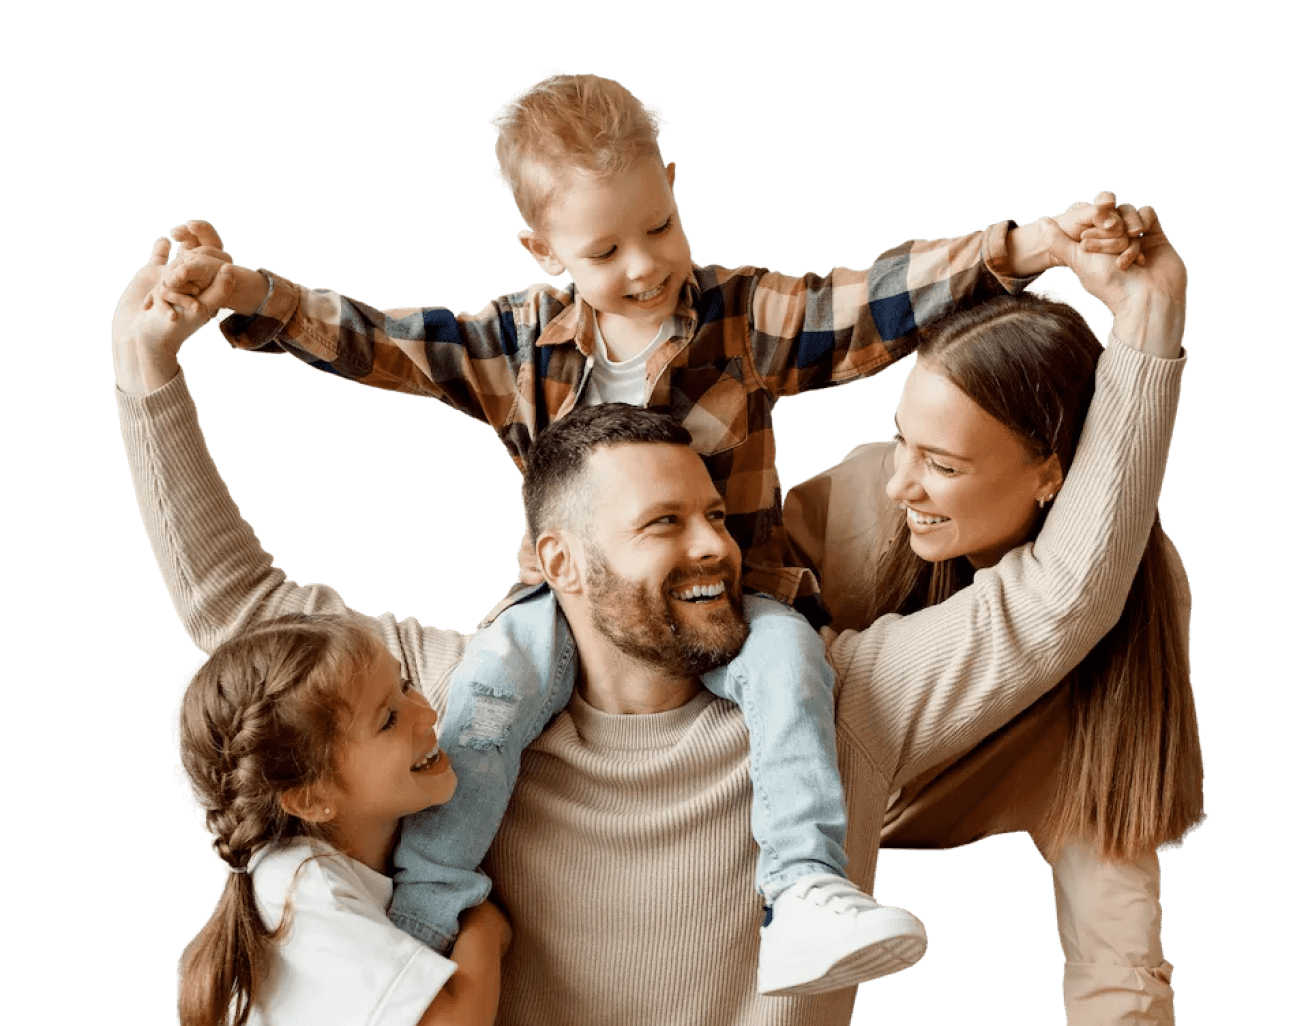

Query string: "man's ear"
[[280, 785, 336, 825], [538, 529, 583, 595], [518, 230, 565, 276]]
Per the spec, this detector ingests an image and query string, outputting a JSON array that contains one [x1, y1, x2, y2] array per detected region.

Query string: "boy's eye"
[[589, 246, 617, 261], [649, 217, 673, 235]]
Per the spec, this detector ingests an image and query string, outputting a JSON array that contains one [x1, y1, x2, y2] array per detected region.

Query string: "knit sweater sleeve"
[[116, 370, 465, 698], [827, 338, 1185, 787]]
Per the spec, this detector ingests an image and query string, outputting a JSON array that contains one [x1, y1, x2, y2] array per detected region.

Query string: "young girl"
[[176, 613, 510, 1026]]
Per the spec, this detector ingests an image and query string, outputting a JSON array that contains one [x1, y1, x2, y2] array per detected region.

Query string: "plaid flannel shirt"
[[221, 220, 1033, 602]]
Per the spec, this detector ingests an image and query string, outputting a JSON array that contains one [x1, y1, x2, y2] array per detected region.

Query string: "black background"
[[102, 68, 1203, 1020]]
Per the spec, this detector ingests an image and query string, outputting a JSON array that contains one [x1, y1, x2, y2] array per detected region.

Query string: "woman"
[[784, 220, 1202, 1025]]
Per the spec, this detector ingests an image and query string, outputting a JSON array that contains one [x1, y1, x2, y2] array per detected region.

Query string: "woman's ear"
[[280, 785, 336, 825], [538, 530, 583, 595], [1035, 456, 1064, 504]]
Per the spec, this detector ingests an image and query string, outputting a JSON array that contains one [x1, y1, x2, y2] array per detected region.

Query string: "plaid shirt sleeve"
[[219, 272, 576, 436], [681, 221, 1036, 602], [736, 221, 1034, 396]]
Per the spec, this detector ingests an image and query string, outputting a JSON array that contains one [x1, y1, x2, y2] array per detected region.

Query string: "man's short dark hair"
[[524, 403, 693, 540]]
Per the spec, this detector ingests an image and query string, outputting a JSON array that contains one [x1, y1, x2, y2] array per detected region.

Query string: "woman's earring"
[[1038, 494, 1052, 509]]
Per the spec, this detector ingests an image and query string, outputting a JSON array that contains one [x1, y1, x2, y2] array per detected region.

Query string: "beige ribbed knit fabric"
[[119, 338, 1182, 1026]]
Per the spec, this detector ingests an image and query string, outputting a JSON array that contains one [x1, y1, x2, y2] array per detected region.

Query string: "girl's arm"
[[419, 901, 512, 1026]]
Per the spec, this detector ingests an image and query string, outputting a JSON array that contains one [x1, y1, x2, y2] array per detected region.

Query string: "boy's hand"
[[1010, 192, 1147, 276], [148, 219, 269, 318]]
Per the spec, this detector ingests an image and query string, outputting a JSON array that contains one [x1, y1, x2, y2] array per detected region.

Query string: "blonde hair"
[[177, 614, 382, 1026], [494, 74, 663, 228]]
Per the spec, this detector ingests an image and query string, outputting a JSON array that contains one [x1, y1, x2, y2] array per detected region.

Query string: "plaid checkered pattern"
[[221, 220, 1032, 601]]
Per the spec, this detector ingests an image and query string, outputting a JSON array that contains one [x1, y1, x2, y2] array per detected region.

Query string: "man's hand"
[[1010, 192, 1149, 277], [113, 238, 213, 394]]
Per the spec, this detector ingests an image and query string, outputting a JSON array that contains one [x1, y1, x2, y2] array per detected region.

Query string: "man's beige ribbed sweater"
[[119, 339, 1182, 1026]]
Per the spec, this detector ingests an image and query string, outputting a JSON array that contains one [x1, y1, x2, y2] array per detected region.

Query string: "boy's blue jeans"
[[389, 585, 849, 953]]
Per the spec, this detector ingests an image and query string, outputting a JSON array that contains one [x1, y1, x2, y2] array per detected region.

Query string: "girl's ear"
[[280, 785, 336, 824], [538, 530, 582, 595]]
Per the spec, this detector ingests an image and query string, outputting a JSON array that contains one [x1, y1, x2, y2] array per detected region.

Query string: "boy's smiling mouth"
[[628, 276, 671, 302]]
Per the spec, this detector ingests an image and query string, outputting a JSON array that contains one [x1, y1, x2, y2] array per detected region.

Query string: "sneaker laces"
[[787, 873, 883, 916]]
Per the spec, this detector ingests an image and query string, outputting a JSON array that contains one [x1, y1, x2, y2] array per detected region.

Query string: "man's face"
[[578, 443, 747, 678]]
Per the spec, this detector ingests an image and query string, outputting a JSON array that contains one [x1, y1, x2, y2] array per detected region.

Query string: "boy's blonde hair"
[[494, 74, 663, 229]]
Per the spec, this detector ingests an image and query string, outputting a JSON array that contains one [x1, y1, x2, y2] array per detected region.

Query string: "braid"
[[177, 614, 379, 1026]]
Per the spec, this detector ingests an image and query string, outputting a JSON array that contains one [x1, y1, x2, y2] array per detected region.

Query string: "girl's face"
[[318, 646, 457, 865], [885, 360, 1062, 569]]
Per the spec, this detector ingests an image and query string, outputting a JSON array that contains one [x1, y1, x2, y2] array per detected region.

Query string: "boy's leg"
[[1040, 839, 1175, 1026], [701, 595, 847, 898], [390, 588, 576, 952], [702, 595, 925, 996]]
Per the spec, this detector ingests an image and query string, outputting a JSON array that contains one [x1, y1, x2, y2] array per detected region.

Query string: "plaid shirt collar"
[[534, 273, 702, 354]]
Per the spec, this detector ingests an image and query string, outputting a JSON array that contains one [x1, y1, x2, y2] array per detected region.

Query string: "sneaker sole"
[[759, 921, 928, 997]]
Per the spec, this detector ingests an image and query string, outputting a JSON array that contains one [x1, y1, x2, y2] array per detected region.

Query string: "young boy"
[[156, 74, 1138, 996]]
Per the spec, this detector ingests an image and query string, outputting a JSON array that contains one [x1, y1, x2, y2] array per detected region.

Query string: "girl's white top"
[[248, 837, 456, 1026]]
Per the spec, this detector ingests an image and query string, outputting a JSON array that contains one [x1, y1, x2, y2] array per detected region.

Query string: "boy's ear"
[[280, 785, 336, 825], [665, 161, 676, 190], [538, 529, 583, 596], [518, 230, 565, 276]]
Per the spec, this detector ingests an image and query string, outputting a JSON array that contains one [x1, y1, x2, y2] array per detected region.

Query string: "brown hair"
[[861, 293, 1203, 859], [176, 614, 381, 1026], [494, 74, 663, 228]]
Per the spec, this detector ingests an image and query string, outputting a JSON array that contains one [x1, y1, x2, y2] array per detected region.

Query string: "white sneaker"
[[757, 873, 927, 996]]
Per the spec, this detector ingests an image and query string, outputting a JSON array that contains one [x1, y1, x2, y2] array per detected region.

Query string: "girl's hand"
[[462, 899, 513, 956]]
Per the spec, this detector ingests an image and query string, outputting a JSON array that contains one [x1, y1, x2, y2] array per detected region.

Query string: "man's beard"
[[585, 549, 749, 678]]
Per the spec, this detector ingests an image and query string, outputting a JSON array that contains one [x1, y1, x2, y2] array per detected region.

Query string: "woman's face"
[[886, 360, 1062, 569]]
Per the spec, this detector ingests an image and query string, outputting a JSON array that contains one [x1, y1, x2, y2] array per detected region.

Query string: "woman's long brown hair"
[[176, 614, 378, 1026], [861, 293, 1203, 859]]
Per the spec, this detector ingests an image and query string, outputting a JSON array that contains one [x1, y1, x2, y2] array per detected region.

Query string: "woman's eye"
[[928, 459, 958, 476], [381, 709, 398, 732]]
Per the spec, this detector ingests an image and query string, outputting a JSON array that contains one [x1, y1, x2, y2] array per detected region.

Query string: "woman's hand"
[[113, 237, 213, 395], [1052, 213, 1186, 358]]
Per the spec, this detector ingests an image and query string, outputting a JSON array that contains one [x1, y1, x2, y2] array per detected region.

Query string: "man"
[[116, 223, 1184, 1026]]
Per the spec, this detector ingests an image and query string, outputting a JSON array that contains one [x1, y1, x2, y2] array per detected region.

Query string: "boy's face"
[[521, 158, 693, 342]]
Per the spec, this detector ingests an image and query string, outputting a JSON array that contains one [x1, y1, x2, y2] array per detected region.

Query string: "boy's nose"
[[626, 246, 657, 280]]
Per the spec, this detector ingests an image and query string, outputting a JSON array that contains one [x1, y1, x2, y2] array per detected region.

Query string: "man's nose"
[[686, 516, 729, 560]]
